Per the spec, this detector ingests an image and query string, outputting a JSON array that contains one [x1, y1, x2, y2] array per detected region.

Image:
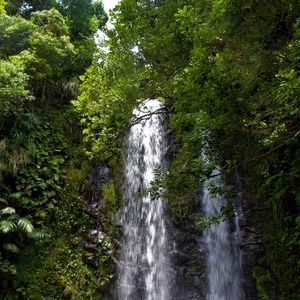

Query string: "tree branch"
[[128, 107, 166, 128]]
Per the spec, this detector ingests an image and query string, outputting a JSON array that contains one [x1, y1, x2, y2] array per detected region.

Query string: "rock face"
[[165, 126, 206, 299], [233, 172, 264, 300], [82, 164, 110, 267], [168, 215, 206, 300], [84, 165, 110, 215]]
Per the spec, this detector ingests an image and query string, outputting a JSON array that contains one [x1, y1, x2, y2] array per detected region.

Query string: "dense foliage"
[[74, 0, 300, 298], [1, 0, 300, 298], [0, 0, 115, 298]]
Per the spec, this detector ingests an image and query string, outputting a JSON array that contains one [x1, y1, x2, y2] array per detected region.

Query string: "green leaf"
[[28, 230, 46, 239], [0, 198, 8, 205], [17, 218, 34, 233], [0, 220, 17, 233], [0, 207, 16, 215], [3, 243, 20, 254]]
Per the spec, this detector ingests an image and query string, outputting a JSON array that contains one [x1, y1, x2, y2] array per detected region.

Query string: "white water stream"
[[116, 99, 170, 300], [202, 170, 241, 300]]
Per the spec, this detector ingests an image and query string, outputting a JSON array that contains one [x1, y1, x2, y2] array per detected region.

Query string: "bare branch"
[[128, 107, 166, 128]]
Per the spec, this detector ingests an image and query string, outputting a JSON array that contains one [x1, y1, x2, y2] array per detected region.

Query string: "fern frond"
[[3, 243, 20, 254], [0, 198, 8, 205], [27, 230, 46, 239], [0, 220, 17, 233], [17, 218, 34, 233], [0, 207, 16, 215], [9, 148, 30, 175]]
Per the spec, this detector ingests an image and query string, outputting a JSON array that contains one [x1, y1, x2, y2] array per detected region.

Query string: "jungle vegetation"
[[0, 0, 113, 299], [1, 0, 300, 299]]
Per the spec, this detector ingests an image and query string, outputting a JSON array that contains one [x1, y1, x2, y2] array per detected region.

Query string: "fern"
[[0, 198, 8, 205], [17, 218, 34, 233], [0, 220, 17, 233], [28, 230, 46, 239], [0, 207, 16, 215], [3, 243, 20, 254]]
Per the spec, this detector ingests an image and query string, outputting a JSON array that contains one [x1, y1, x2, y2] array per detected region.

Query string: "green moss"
[[102, 182, 117, 218], [65, 160, 90, 181], [21, 238, 97, 300], [108, 153, 125, 209]]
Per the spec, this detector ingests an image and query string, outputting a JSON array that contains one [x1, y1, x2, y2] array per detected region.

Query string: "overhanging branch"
[[128, 107, 167, 128]]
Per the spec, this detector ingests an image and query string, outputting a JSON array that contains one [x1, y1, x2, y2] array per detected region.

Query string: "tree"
[[0, 1, 109, 298], [0, 56, 33, 118], [29, 8, 76, 102], [60, 0, 107, 39], [108, 0, 191, 96], [0, 0, 6, 13], [5, 0, 58, 16], [0, 13, 35, 57], [5, 0, 108, 39]]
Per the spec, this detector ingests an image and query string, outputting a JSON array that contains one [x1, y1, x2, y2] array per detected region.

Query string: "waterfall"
[[116, 99, 170, 300], [202, 169, 241, 300], [112, 99, 242, 299]]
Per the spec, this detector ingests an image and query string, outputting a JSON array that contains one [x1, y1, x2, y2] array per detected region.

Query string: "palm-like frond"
[[17, 218, 34, 233], [9, 148, 30, 175], [0, 220, 17, 233], [27, 230, 46, 239], [0, 207, 16, 215], [3, 243, 20, 254], [0, 198, 8, 205]]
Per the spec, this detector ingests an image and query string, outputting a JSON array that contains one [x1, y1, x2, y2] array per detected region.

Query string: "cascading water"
[[116, 99, 170, 300], [111, 100, 242, 299], [202, 169, 241, 300]]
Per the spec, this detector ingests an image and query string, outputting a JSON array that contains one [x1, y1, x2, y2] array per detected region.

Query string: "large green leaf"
[[0, 220, 17, 233], [17, 218, 34, 233], [3, 243, 20, 254], [0, 207, 16, 215], [27, 230, 46, 239]]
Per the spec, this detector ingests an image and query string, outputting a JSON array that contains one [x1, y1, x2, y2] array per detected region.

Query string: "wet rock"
[[82, 228, 108, 273], [82, 242, 98, 253], [85, 229, 106, 244], [81, 164, 114, 280], [168, 220, 206, 300], [233, 174, 264, 300], [85, 229, 98, 242], [84, 164, 110, 205], [98, 230, 106, 242], [165, 128, 176, 161], [85, 255, 97, 268]]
